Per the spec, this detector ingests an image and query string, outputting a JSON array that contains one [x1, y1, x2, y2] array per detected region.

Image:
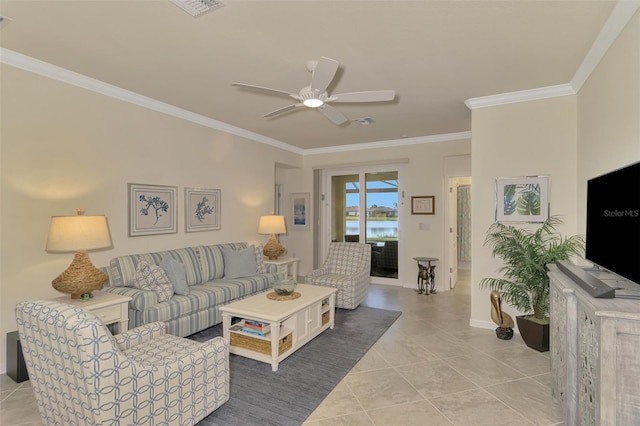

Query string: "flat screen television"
[[585, 161, 640, 287]]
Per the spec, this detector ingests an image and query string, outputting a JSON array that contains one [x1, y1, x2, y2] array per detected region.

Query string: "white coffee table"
[[220, 284, 337, 371]]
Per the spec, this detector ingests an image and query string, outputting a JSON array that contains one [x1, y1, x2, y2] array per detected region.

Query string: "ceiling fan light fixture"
[[303, 98, 324, 108]]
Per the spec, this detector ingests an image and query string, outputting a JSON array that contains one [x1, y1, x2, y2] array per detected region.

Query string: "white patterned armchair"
[[306, 242, 371, 309], [15, 300, 229, 426]]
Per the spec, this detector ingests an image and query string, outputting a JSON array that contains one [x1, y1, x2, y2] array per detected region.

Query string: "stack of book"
[[241, 320, 270, 337]]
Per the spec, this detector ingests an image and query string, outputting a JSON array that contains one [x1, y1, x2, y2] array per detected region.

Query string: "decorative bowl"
[[271, 279, 297, 296]]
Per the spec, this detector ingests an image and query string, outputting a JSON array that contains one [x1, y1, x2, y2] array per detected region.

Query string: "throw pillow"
[[222, 245, 258, 279], [134, 259, 174, 303], [253, 243, 268, 274], [160, 256, 189, 296]]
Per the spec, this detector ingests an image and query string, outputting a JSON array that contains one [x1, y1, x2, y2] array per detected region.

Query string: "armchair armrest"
[[166, 337, 229, 372], [114, 321, 166, 350], [353, 268, 370, 282], [306, 266, 330, 281]]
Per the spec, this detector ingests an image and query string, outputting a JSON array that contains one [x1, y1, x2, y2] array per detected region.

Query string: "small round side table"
[[413, 257, 438, 294]]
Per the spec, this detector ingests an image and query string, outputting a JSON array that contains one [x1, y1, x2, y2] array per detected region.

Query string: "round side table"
[[413, 257, 438, 294]]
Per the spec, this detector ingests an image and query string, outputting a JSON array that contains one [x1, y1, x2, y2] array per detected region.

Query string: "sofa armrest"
[[264, 263, 278, 274], [101, 286, 159, 312], [114, 321, 167, 350]]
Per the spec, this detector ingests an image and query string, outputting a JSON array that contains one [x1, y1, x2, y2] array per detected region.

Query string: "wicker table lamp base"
[[52, 250, 107, 299]]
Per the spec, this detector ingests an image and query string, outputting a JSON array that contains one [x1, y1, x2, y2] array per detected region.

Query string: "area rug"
[[188, 306, 401, 426]]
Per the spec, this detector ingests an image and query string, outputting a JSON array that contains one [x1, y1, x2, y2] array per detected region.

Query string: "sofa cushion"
[[199, 242, 247, 282], [139, 274, 278, 323], [108, 247, 202, 287], [161, 256, 189, 296], [133, 260, 174, 303], [222, 246, 257, 279]]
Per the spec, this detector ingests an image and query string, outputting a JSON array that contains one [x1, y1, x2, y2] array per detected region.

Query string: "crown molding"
[[0, 48, 304, 155], [1, 47, 469, 156], [303, 131, 472, 156], [571, 0, 640, 92], [465, 1, 640, 110], [464, 84, 576, 110]]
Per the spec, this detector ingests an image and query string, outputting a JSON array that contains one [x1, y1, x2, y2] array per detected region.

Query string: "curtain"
[[457, 185, 472, 262]]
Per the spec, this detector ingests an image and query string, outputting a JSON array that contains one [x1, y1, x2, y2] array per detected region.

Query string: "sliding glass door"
[[324, 165, 402, 285]]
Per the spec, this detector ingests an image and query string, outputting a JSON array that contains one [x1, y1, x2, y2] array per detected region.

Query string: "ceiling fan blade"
[[264, 104, 303, 118], [318, 104, 348, 125], [232, 82, 297, 99], [332, 90, 396, 103], [310, 57, 339, 93]]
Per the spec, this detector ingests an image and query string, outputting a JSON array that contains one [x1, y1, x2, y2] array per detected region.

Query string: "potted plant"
[[480, 215, 585, 351]]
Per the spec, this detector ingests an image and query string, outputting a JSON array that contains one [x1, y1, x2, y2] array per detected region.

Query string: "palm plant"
[[480, 215, 585, 323]]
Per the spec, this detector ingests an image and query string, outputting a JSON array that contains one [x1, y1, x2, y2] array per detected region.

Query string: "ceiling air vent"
[[169, 0, 225, 17], [352, 118, 376, 126]]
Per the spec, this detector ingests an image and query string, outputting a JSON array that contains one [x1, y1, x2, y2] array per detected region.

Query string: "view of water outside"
[[346, 180, 398, 242]]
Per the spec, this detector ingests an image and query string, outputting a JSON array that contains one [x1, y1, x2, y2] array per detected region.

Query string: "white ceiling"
[[0, 1, 632, 153]]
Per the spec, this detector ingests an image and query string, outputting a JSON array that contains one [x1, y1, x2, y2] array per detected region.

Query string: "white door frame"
[[443, 155, 471, 290]]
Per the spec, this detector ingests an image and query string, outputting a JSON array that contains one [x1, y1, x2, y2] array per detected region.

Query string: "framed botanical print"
[[185, 188, 221, 232], [495, 176, 549, 223], [128, 183, 177, 236]]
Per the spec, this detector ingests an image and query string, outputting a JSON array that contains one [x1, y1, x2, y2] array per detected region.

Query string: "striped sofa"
[[101, 242, 283, 337]]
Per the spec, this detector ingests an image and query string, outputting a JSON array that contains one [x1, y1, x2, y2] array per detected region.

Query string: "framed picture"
[[289, 192, 310, 231], [185, 188, 221, 232], [128, 183, 178, 236], [412, 196, 435, 215], [495, 176, 549, 223]]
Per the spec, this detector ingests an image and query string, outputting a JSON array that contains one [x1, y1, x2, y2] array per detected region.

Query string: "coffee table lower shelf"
[[230, 326, 293, 357]]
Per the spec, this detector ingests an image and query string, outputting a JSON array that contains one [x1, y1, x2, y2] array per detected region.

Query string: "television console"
[[549, 263, 640, 425]]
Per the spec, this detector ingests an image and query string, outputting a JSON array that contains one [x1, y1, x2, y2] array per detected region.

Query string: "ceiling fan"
[[232, 57, 395, 125]]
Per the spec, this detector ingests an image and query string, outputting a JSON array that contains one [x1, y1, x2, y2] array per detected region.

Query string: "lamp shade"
[[46, 215, 112, 252], [258, 215, 286, 235]]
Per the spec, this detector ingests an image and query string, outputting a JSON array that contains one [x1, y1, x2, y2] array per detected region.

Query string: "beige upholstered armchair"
[[15, 300, 229, 426], [306, 242, 371, 309]]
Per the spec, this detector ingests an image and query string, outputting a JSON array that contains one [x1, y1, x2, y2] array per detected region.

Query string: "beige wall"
[[577, 9, 640, 232], [0, 65, 301, 372], [296, 139, 471, 286], [469, 95, 579, 329], [469, 9, 640, 330]]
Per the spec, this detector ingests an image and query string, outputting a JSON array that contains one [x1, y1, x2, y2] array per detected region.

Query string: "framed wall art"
[[185, 187, 221, 232], [289, 192, 310, 231], [411, 196, 435, 215], [128, 183, 178, 236], [495, 175, 549, 223]]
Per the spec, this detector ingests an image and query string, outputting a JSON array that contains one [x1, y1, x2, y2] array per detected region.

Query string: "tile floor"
[[0, 268, 563, 425], [303, 268, 563, 426]]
